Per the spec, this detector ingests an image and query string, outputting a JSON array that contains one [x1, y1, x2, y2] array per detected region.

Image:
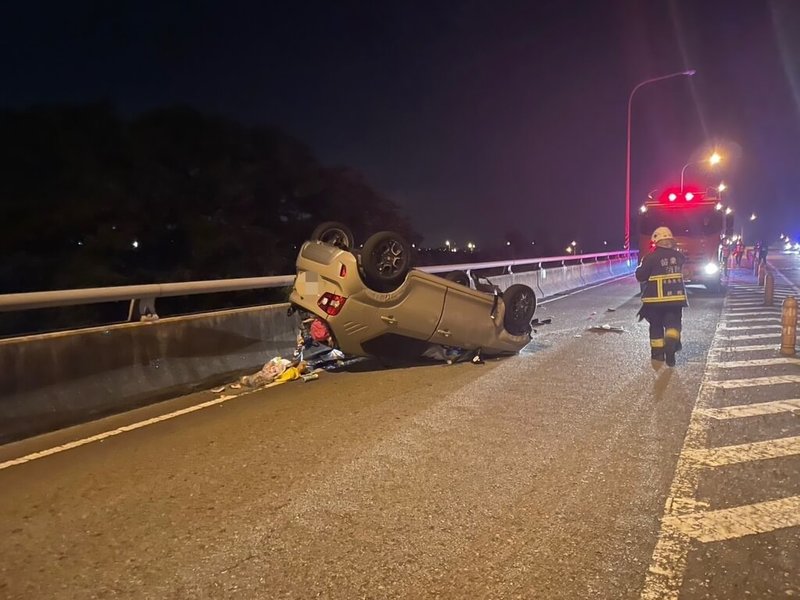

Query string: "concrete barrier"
[[0, 304, 299, 444], [538, 264, 581, 298], [580, 261, 608, 285]]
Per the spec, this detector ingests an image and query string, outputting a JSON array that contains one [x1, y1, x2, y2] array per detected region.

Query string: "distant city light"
[[566, 246, 573, 253], [640, 205, 648, 213], [750, 213, 757, 221], [725, 207, 732, 215], [571, 240, 577, 246], [506, 241, 511, 246], [715, 202, 723, 211], [132, 240, 139, 249]]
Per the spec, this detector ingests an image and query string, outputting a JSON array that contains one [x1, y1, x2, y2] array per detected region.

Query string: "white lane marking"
[[640, 375, 715, 599], [683, 436, 800, 467], [708, 375, 800, 389], [723, 311, 782, 317], [708, 357, 800, 368], [728, 294, 790, 300], [698, 398, 800, 420], [712, 344, 778, 352], [719, 324, 781, 331], [724, 305, 771, 310], [664, 495, 800, 543], [718, 333, 781, 341], [722, 317, 781, 323], [0, 386, 274, 471]]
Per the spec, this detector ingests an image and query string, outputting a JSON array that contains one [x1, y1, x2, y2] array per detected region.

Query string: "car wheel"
[[310, 221, 355, 250], [444, 270, 471, 287], [502, 284, 536, 335], [361, 231, 413, 292]]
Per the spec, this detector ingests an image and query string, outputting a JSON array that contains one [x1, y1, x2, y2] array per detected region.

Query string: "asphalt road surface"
[[1, 256, 798, 599]]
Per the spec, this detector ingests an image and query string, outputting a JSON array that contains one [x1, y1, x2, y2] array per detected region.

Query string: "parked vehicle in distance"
[[288, 222, 537, 360]]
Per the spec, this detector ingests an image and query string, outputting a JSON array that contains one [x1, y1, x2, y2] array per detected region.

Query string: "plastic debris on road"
[[587, 324, 625, 333]]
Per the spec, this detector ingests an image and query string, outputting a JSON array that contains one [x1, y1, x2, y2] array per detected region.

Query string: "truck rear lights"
[[318, 293, 347, 316]]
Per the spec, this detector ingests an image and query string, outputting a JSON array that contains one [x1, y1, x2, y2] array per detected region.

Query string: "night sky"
[[3, 0, 799, 250]]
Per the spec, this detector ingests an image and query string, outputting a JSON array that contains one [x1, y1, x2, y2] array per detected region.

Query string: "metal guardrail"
[[0, 250, 636, 315]]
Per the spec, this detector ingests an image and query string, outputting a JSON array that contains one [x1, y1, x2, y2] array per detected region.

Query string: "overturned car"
[[288, 222, 538, 361]]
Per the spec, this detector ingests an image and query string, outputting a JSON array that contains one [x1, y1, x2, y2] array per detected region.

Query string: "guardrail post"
[[764, 273, 775, 306], [758, 263, 766, 286], [128, 297, 159, 322], [781, 297, 797, 356]]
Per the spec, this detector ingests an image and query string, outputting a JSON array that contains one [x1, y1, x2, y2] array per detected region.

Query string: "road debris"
[[587, 324, 625, 333]]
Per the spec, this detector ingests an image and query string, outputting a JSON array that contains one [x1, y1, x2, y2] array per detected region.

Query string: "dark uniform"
[[635, 245, 688, 364]]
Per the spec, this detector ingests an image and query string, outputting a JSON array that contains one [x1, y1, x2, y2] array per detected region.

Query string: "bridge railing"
[[0, 250, 636, 319]]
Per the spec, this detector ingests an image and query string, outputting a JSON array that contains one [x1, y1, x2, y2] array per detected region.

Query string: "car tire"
[[502, 284, 537, 336], [310, 221, 355, 250], [444, 270, 471, 287], [361, 231, 413, 292]]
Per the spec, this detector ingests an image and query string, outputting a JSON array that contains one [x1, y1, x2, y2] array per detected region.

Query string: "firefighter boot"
[[650, 338, 665, 362], [665, 328, 681, 367]]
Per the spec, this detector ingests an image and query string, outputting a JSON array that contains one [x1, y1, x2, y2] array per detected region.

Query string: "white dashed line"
[[664, 495, 800, 543], [707, 375, 800, 389], [708, 357, 800, 368], [683, 436, 800, 467], [712, 343, 779, 352], [718, 333, 782, 341], [698, 398, 800, 420], [719, 324, 782, 331]]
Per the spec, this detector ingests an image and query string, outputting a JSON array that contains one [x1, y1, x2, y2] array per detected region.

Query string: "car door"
[[428, 286, 497, 349]]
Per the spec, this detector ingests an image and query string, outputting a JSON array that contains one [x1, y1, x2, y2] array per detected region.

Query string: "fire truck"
[[637, 185, 733, 293]]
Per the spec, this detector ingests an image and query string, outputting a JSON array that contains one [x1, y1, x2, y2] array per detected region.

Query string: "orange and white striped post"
[[781, 297, 797, 356]]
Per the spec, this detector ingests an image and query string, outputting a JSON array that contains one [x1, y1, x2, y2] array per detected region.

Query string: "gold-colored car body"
[[289, 241, 532, 357]]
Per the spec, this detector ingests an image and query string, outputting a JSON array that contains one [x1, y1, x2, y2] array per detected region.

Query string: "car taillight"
[[318, 293, 347, 316], [339, 264, 347, 277]]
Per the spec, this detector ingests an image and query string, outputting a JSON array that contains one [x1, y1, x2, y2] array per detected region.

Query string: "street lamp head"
[[709, 152, 722, 165], [725, 207, 733, 215], [683, 69, 697, 76], [718, 182, 727, 192], [750, 213, 757, 221], [715, 202, 723, 211]]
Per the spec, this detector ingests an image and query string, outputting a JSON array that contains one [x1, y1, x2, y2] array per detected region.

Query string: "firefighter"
[[635, 227, 687, 366]]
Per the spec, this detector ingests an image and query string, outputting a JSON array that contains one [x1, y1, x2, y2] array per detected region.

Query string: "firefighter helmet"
[[651, 227, 674, 244]]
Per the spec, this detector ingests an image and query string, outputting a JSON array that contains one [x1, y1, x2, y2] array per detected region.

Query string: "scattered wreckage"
[[287, 222, 546, 364]]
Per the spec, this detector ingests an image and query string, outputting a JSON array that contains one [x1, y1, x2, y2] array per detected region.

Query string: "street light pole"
[[625, 69, 696, 250], [680, 152, 721, 192]]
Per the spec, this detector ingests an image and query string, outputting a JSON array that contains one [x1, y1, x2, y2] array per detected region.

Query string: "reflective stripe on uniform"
[[642, 295, 687, 303], [665, 328, 681, 340], [650, 338, 665, 348]]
